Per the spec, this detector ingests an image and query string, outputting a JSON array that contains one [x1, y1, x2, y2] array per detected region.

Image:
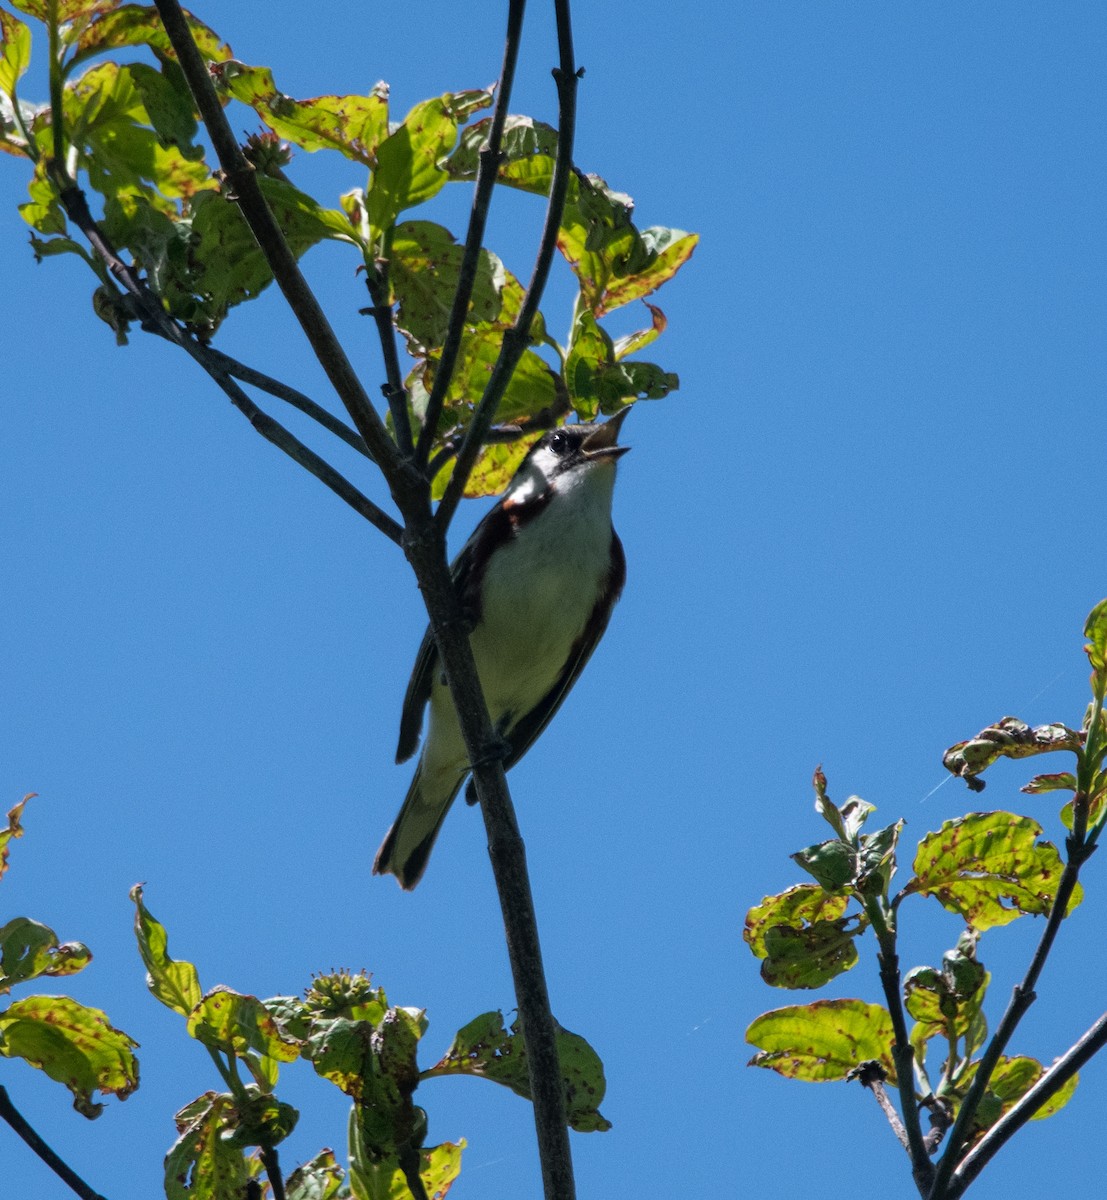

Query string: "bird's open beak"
[[581, 407, 631, 461]]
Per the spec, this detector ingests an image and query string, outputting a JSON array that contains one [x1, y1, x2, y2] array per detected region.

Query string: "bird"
[[373, 409, 631, 888]]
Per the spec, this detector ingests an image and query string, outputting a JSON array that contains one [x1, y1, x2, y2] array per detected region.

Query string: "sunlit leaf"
[[1022, 772, 1077, 795], [391, 220, 507, 352], [286, 1149, 346, 1200], [746, 999, 896, 1083], [613, 302, 665, 360], [430, 434, 539, 502], [366, 90, 494, 233], [0, 10, 31, 98], [0, 917, 91, 990], [908, 812, 1081, 929], [943, 717, 1083, 791], [429, 1011, 610, 1132], [213, 61, 389, 166], [744, 885, 863, 987], [1084, 598, 1107, 671], [186, 987, 300, 1066], [0, 994, 138, 1116], [165, 1092, 249, 1200], [131, 884, 202, 1016], [791, 839, 859, 892], [69, 5, 231, 74]]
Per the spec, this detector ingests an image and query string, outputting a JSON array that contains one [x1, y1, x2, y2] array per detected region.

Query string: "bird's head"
[[504, 409, 631, 508]]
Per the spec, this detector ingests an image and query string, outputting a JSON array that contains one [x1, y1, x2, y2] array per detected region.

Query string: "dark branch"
[[151, 0, 405, 484], [360, 272, 414, 457], [203, 348, 372, 461], [52, 181, 402, 545], [414, 0, 527, 466], [434, 0, 580, 532], [259, 1145, 287, 1200], [948, 1010, 1107, 1198], [927, 837, 1094, 1198], [0, 1086, 109, 1200], [867, 912, 935, 1195]]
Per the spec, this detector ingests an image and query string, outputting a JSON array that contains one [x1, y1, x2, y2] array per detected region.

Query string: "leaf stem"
[[414, 0, 527, 466], [260, 1145, 288, 1200], [0, 1085, 109, 1200], [434, 0, 580, 531]]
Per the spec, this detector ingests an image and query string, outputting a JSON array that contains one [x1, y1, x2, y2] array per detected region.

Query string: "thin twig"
[[434, 0, 580, 532], [360, 269, 414, 457], [151, 0, 406, 484], [203, 347, 372, 460], [927, 840, 1093, 1199], [414, 0, 527, 466], [53, 182, 403, 544], [0, 1085, 109, 1200], [853, 1062, 910, 1151], [948, 1010, 1107, 1199]]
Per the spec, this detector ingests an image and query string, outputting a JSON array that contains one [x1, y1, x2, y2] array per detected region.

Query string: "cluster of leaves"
[[743, 599, 1107, 1175], [0, 796, 139, 1117], [132, 887, 608, 1200], [0, 1, 695, 497]]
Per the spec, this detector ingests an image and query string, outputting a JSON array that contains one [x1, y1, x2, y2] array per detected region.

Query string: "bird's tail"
[[373, 764, 465, 889]]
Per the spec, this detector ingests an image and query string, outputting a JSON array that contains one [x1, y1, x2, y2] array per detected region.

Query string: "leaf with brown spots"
[[746, 999, 896, 1083], [908, 812, 1081, 930]]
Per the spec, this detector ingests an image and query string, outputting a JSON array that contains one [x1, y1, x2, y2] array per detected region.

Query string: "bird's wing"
[[394, 503, 512, 764], [502, 531, 626, 770]]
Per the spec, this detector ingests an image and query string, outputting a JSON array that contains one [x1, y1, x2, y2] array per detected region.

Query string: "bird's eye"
[[550, 431, 569, 455]]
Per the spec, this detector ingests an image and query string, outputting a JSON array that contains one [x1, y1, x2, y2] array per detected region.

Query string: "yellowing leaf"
[[0, 994, 139, 1116], [909, 812, 1081, 930], [131, 884, 202, 1017], [746, 999, 896, 1083]]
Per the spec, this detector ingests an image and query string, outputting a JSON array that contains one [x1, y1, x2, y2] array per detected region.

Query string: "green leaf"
[[186, 987, 300, 1069], [366, 90, 494, 234], [943, 717, 1083, 791], [744, 885, 863, 988], [904, 966, 988, 1039], [857, 819, 904, 896], [1084, 598, 1107, 672], [909, 812, 1081, 930], [0, 994, 139, 1116], [0, 10, 31, 98], [131, 883, 202, 1016], [0, 917, 92, 990], [213, 62, 389, 166], [430, 434, 539, 503], [746, 999, 896, 1083], [347, 1138, 463, 1200], [744, 884, 851, 956], [962, 1056, 1079, 1134], [565, 310, 677, 420], [286, 1149, 346, 1200], [19, 163, 66, 234], [165, 1092, 250, 1200], [0, 794, 30, 880], [791, 839, 859, 891], [390, 220, 508, 352], [68, 5, 231, 74], [430, 1011, 610, 1133]]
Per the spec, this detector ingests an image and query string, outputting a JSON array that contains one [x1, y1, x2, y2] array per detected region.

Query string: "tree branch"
[[434, 0, 579, 531], [947, 1010, 1107, 1199], [414, 0, 527, 466], [259, 1145, 287, 1200], [0, 1085, 109, 1200], [865, 907, 935, 1196], [52, 181, 403, 544], [202, 347, 372, 461], [150, 0, 407, 486], [927, 838, 1093, 1199]]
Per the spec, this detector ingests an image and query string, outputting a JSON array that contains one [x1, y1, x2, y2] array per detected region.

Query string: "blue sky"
[[3, 2, 1107, 1198]]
